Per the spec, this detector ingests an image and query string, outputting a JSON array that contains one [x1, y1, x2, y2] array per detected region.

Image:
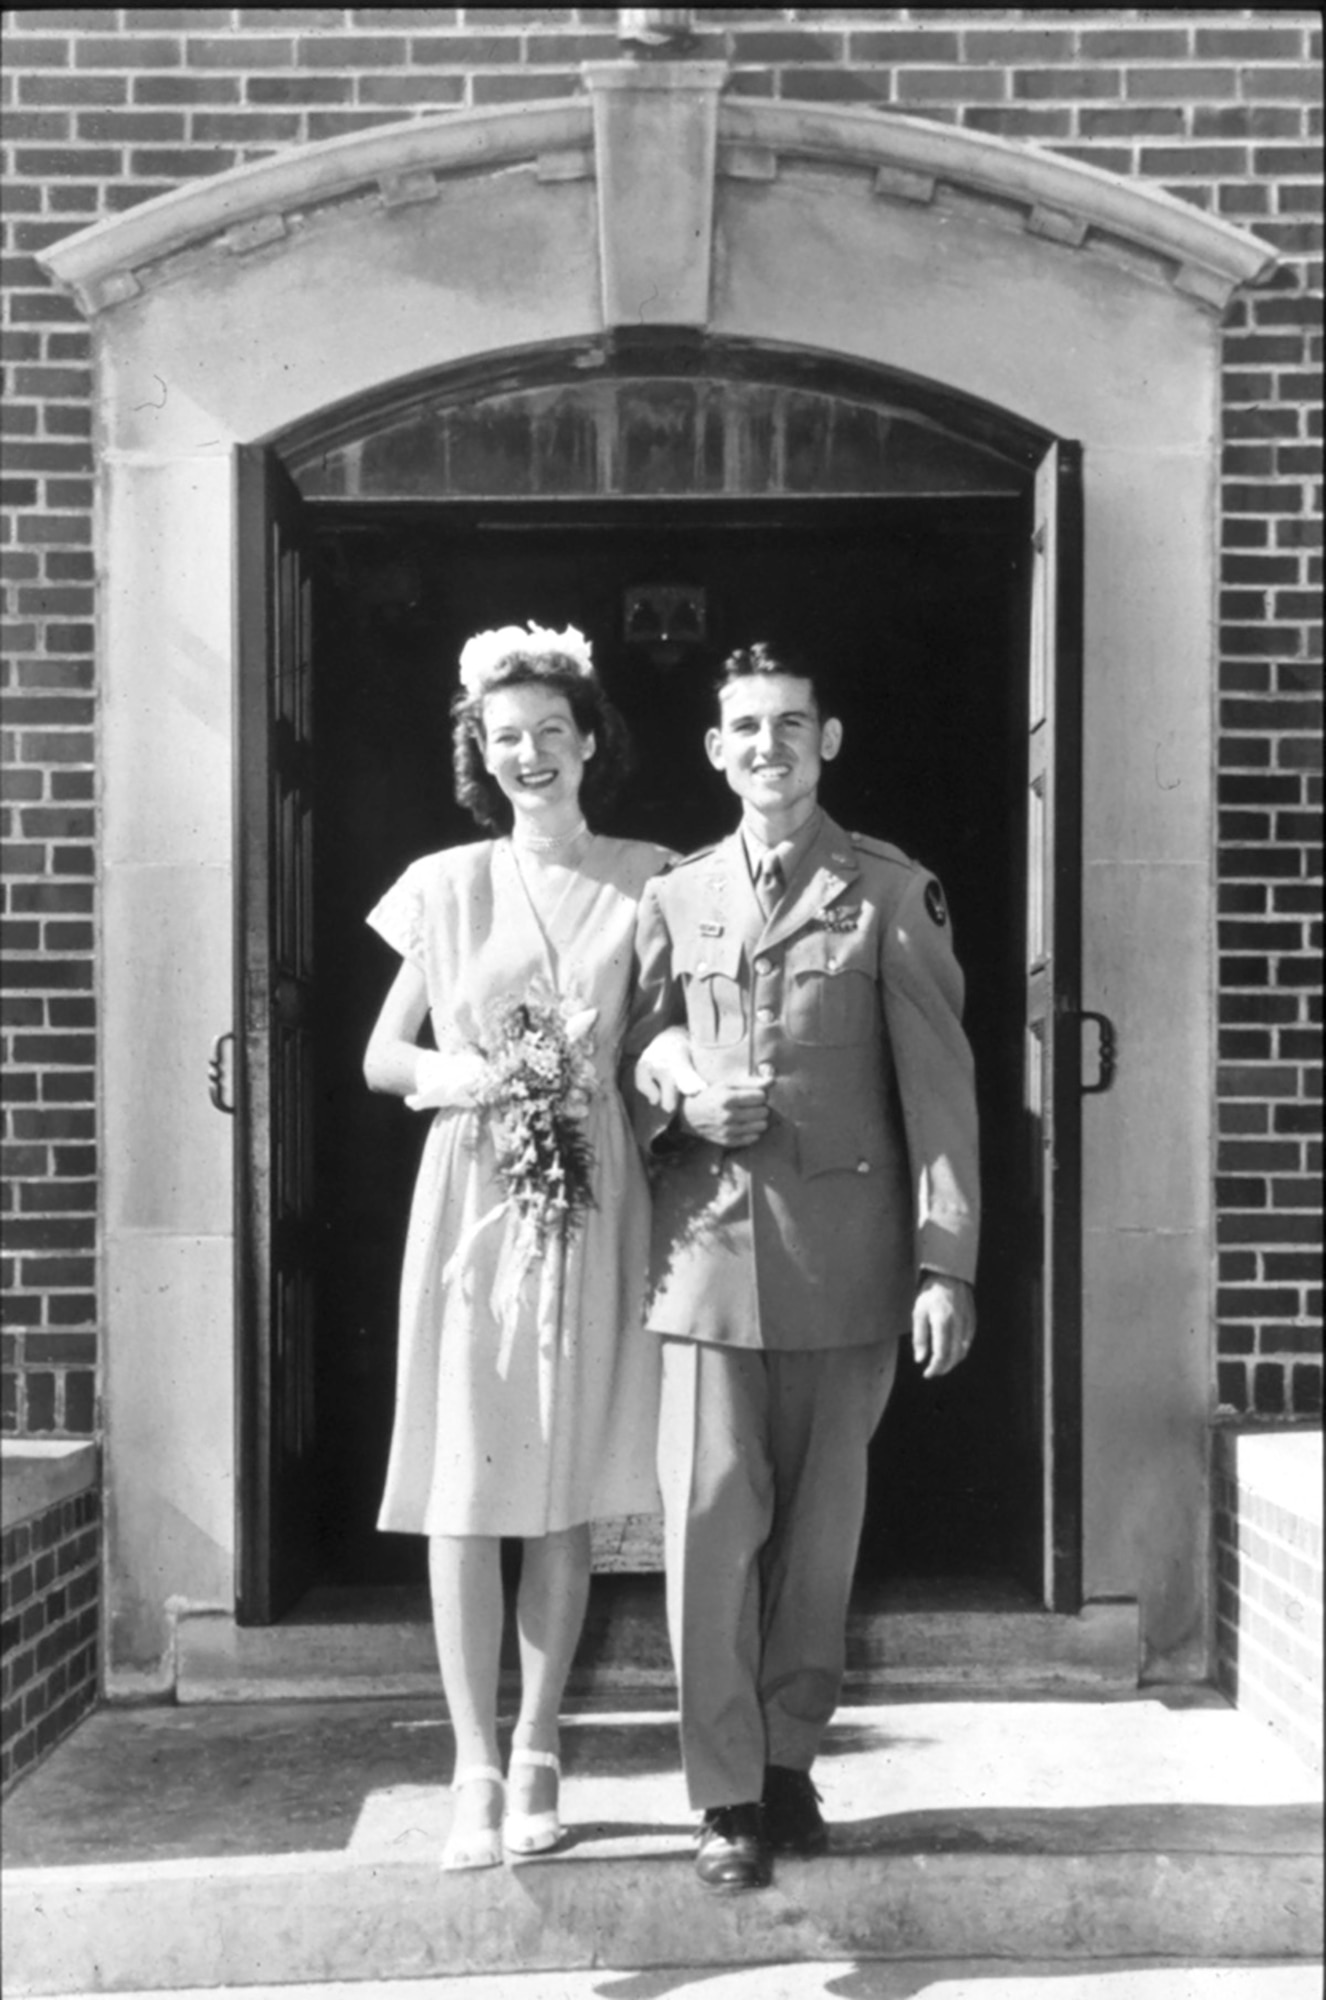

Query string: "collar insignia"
[[819, 905, 863, 933]]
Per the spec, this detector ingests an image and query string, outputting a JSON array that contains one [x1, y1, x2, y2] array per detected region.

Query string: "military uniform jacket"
[[628, 812, 980, 1352]]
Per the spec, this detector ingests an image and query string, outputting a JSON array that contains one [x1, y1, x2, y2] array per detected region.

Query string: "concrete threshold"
[[3, 1690, 1320, 1994], [173, 1579, 1141, 1704]]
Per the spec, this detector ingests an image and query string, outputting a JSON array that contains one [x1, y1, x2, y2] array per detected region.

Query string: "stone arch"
[[36, 73, 1275, 1687]]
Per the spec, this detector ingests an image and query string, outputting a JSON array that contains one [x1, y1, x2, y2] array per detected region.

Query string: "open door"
[[1025, 439, 1085, 1612], [235, 446, 320, 1623]]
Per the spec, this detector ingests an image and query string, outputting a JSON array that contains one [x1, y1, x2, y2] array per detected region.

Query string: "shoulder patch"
[[849, 831, 913, 869]]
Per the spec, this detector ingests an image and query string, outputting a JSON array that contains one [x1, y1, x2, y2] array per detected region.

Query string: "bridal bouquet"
[[472, 993, 599, 1251]]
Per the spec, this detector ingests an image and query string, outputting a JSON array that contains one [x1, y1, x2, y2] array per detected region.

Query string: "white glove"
[[406, 1048, 487, 1112], [635, 1026, 706, 1115]]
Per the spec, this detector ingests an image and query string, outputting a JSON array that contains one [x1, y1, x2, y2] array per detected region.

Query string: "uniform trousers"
[[657, 1335, 897, 1809]]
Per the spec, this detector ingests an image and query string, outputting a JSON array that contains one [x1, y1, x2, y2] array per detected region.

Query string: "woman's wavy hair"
[[452, 651, 633, 832]]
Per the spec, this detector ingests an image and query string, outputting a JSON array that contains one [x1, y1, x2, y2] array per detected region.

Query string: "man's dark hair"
[[715, 640, 831, 719]]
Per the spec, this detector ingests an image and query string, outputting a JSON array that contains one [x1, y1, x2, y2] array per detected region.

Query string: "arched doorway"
[[235, 340, 1078, 1626]]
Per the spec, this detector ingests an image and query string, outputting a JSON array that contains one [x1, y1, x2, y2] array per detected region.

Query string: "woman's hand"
[[406, 1048, 488, 1112], [635, 1025, 706, 1115]]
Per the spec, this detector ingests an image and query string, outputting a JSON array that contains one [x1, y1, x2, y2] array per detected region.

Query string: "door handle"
[[209, 1031, 235, 1115], [1079, 1010, 1117, 1095]]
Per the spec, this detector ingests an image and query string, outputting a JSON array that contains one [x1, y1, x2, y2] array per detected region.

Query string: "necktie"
[[757, 849, 785, 916]]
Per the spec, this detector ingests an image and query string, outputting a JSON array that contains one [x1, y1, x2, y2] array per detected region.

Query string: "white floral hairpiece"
[[458, 622, 594, 698]]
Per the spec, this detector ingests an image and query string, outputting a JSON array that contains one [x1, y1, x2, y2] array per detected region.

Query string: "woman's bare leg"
[[509, 1523, 592, 1815], [429, 1533, 505, 1843]]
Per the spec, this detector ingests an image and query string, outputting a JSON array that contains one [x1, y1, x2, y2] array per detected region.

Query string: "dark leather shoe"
[[762, 1764, 829, 1855], [694, 1802, 772, 1892]]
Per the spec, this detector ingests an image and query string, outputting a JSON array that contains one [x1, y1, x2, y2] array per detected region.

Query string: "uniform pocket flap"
[[677, 927, 744, 982]]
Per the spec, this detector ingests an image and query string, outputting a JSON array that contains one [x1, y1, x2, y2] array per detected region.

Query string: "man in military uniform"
[[630, 642, 980, 1893]]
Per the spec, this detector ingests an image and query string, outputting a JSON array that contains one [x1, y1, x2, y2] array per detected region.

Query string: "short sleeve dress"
[[367, 833, 672, 1538]]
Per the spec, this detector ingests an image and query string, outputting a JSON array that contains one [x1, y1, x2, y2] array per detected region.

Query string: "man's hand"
[[911, 1274, 976, 1379], [678, 1079, 771, 1148]]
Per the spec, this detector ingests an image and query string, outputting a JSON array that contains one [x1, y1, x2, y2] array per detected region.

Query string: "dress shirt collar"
[[740, 808, 824, 890]]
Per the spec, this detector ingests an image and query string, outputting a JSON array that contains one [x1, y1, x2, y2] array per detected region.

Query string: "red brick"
[[1077, 28, 1192, 61], [18, 73, 128, 104], [122, 9, 231, 24], [1195, 105, 1306, 142], [1244, 68, 1326, 106], [240, 8, 345, 23], [1195, 27, 1315, 62], [842, 27, 960, 62], [133, 74, 241, 104], [0, 40, 74, 69], [305, 110, 408, 140], [13, 147, 121, 176], [1125, 66, 1239, 101], [895, 68, 1007, 103], [730, 29, 846, 63], [1080, 106, 1184, 139], [190, 111, 303, 144], [76, 110, 186, 142], [359, 78, 469, 116], [297, 35, 409, 67], [963, 108, 1073, 141], [183, 36, 295, 69], [245, 75, 351, 104], [470, 72, 578, 105], [128, 147, 238, 178], [1, 110, 73, 142], [73, 37, 183, 70], [964, 28, 1077, 62], [410, 34, 523, 66]]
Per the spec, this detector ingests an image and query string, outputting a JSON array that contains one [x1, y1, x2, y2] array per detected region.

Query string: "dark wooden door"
[[235, 446, 320, 1623], [1025, 440, 1085, 1611]]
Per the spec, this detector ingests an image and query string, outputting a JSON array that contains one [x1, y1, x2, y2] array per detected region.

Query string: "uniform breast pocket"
[[680, 934, 747, 1049], [785, 930, 878, 1047]]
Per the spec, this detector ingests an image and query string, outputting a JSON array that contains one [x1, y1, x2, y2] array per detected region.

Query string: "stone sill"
[[1218, 1425, 1322, 1530], [1, 1440, 100, 1533]]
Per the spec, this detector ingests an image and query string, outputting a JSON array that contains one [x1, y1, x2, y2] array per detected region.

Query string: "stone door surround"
[[38, 67, 1274, 1690]]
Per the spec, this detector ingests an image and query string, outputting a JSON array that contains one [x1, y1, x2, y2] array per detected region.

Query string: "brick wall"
[[1214, 1428, 1323, 1772], [1, 1476, 100, 1792], [1, 9, 1322, 1434]]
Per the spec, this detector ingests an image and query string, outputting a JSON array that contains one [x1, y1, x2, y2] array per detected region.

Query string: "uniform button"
[[755, 956, 771, 974], [757, 1006, 776, 1024], [825, 957, 838, 972], [856, 1159, 871, 1175], [696, 960, 708, 975], [757, 1061, 775, 1081]]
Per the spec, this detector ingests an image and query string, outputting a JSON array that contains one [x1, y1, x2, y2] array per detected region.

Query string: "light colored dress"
[[368, 833, 672, 1537]]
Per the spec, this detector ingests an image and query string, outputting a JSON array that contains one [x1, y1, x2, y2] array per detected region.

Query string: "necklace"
[[510, 818, 590, 859]]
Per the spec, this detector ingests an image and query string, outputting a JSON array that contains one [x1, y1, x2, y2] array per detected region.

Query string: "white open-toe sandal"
[[504, 1748, 562, 1855], [442, 1765, 505, 1872]]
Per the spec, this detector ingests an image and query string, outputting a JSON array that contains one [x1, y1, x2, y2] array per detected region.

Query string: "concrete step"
[[173, 1578, 1141, 1703], [3, 1691, 1320, 1994], [23, 1965, 1326, 2000]]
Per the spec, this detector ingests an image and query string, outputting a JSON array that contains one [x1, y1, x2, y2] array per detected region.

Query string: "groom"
[[630, 641, 980, 1892]]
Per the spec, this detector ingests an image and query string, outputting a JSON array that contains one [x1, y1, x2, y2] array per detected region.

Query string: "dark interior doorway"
[[306, 496, 1035, 1589]]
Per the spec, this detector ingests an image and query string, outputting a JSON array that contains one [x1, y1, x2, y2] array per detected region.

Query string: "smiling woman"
[[359, 622, 673, 1870]]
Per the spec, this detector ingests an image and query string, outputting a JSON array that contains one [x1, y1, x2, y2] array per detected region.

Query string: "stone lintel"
[[35, 94, 1274, 322]]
